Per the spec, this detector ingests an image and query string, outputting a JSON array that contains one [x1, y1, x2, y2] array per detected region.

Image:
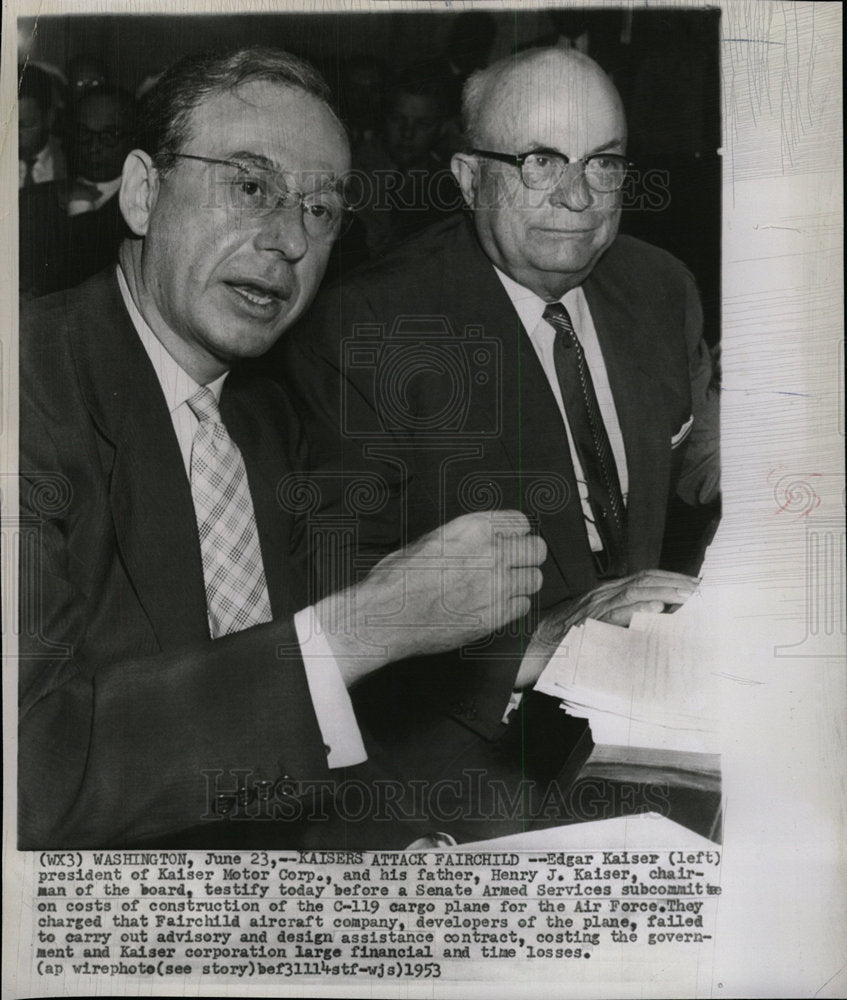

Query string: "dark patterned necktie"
[[544, 302, 627, 577], [187, 386, 272, 637]]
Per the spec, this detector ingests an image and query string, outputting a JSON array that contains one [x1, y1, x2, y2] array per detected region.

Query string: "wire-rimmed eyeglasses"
[[167, 153, 354, 241]]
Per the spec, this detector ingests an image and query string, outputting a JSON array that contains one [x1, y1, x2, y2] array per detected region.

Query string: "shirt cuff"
[[294, 607, 368, 768], [502, 689, 523, 725]]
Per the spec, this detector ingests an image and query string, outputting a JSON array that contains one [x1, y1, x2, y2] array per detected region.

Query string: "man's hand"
[[316, 511, 546, 685], [515, 569, 700, 688]]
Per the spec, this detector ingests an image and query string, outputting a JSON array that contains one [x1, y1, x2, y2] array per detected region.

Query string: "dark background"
[[18, 7, 721, 344]]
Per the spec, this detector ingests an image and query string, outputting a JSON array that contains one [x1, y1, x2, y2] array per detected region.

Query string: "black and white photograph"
[[2, 1, 843, 997]]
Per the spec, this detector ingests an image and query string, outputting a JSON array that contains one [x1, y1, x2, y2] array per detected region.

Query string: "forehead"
[[392, 92, 439, 118], [185, 79, 350, 173], [480, 59, 625, 155], [79, 94, 125, 125]]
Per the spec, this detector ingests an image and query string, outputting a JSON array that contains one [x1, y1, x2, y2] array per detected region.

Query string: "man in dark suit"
[[279, 47, 720, 831], [18, 46, 546, 850], [58, 86, 137, 287], [22, 87, 138, 298], [18, 64, 66, 189]]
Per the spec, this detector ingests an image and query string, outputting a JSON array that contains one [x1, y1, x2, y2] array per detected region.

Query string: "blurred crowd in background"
[[17, 8, 721, 344]]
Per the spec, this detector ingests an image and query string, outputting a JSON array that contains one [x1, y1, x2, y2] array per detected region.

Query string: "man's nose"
[[549, 163, 594, 212], [253, 205, 309, 260]]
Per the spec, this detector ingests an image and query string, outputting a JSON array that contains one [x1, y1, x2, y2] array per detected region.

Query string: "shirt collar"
[[78, 174, 123, 204], [34, 143, 53, 168], [491, 263, 586, 336], [20, 142, 54, 174], [115, 264, 227, 412]]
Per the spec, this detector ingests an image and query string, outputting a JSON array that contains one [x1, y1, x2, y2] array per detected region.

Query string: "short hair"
[[137, 46, 337, 173], [67, 53, 107, 86], [461, 58, 503, 147], [18, 64, 55, 115]]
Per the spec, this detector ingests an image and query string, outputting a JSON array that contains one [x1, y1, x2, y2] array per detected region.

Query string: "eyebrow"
[[222, 150, 342, 188], [224, 150, 276, 170], [524, 137, 626, 158]]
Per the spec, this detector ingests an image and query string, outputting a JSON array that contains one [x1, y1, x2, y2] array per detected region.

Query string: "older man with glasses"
[[280, 47, 721, 839], [18, 46, 547, 850]]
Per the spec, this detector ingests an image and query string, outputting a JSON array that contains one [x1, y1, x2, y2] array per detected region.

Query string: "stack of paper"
[[534, 616, 719, 756]]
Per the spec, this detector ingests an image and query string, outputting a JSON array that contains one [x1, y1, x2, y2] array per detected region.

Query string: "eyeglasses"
[[471, 149, 633, 194], [168, 153, 354, 241], [75, 124, 130, 148]]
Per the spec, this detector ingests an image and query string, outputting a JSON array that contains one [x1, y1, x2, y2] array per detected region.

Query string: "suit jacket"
[[59, 193, 132, 291], [278, 213, 720, 745], [19, 181, 68, 300], [19, 187, 132, 300], [18, 271, 336, 849]]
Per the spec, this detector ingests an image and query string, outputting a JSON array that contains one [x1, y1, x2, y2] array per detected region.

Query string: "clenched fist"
[[316, 511, 547, 684]]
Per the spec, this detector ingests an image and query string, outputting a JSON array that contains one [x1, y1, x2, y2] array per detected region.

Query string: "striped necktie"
[[544, 302, 627, 577], [187, 386, 272, 637]]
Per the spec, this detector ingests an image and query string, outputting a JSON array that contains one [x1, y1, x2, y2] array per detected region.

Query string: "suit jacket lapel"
[[222, 376, 304, 619], [70, 272, 210, 648], [438, 218, 510, 457], [583, 263, 672, 570]]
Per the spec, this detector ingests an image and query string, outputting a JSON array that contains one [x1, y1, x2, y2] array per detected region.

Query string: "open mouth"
[[227, 282, 289, 309]]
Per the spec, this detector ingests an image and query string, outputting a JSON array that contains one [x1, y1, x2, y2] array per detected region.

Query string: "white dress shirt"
[[493, 267, 630, 722], [492, 265, 629, 552], [116, 266, 367, 768], [18, 136, 66, 188], [67, 175, 122, 216]]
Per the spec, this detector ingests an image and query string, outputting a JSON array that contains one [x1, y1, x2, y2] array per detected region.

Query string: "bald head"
[[463, 48, 625, 150], [453, 48, 627, 299]]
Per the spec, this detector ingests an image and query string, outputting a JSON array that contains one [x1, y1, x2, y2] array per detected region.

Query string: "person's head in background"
[[67, 54, 108, 102], [18, 64, 56, 162], [71, 86, 136, 183], [384, 66, 450, 171], [338, 54, 389, 145]]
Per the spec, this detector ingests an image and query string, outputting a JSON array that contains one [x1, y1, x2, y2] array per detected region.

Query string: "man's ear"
[[451, 152, 479, 209], [119, 149, 159, 236]]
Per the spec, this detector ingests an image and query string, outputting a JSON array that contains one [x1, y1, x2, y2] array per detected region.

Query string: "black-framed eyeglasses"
[[168, 153, 354, 241], [471, 148, 633, 194]]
